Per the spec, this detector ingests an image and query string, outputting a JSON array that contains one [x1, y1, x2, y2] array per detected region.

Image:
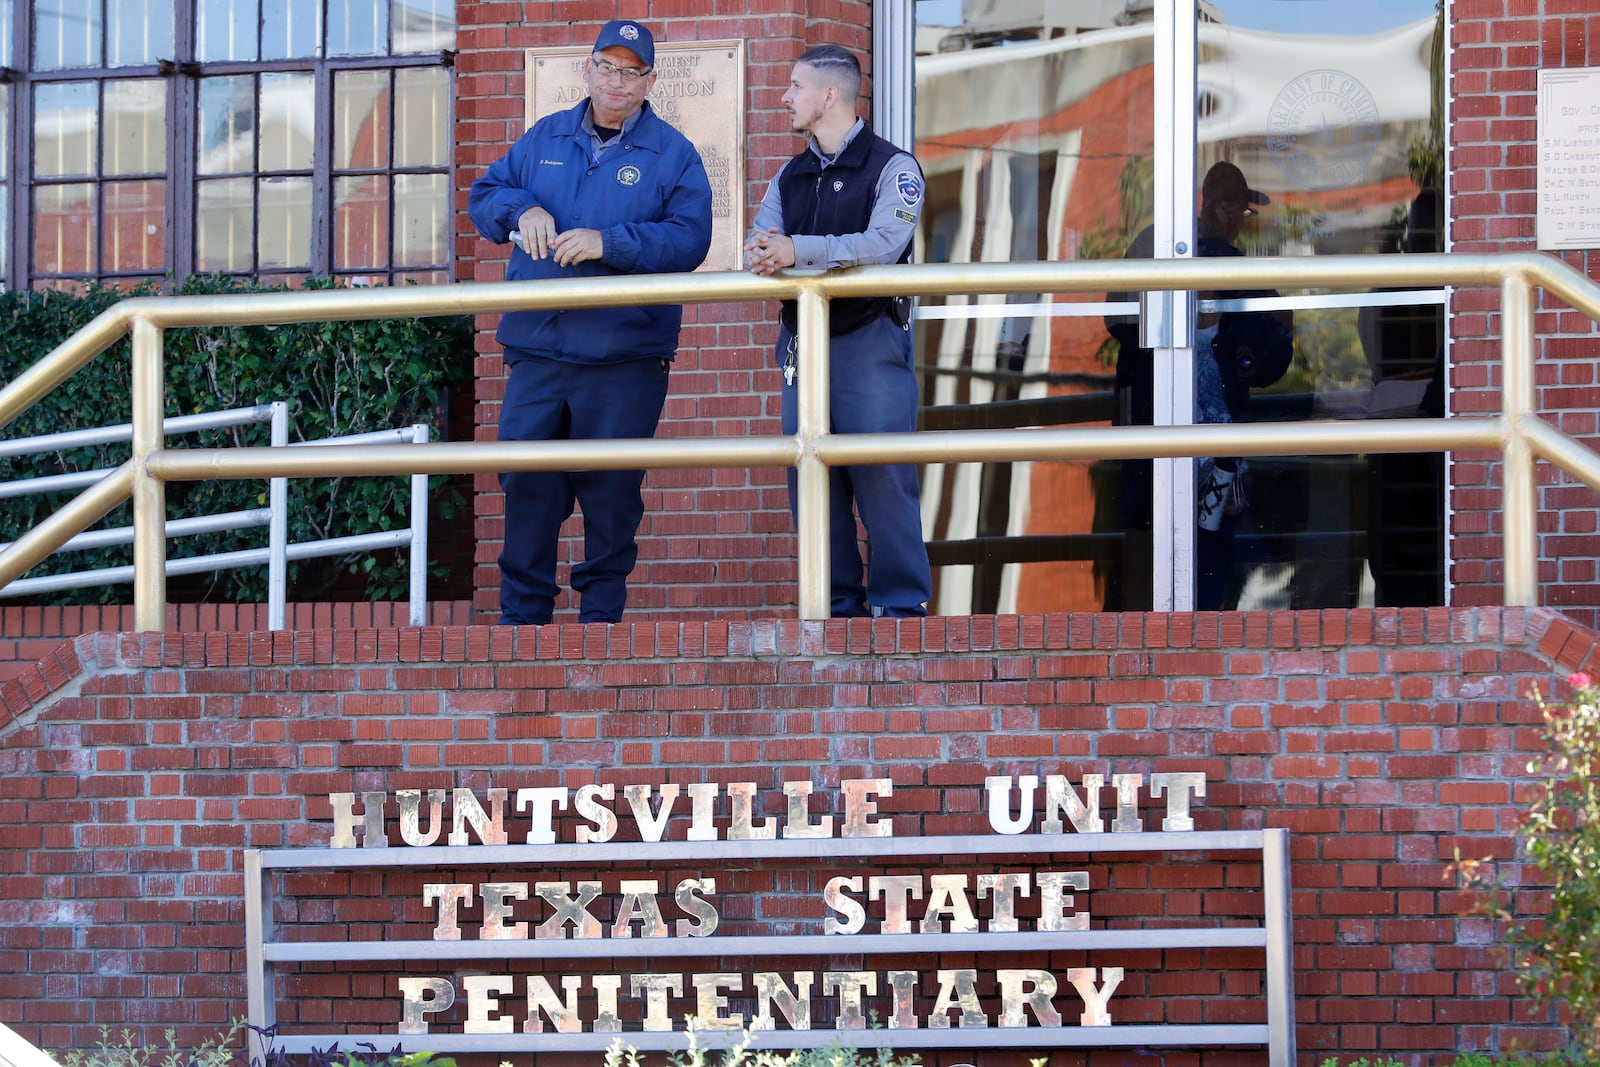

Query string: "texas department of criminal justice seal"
[[1265, 69, 1381, 191], [616, 165, 642, 186]]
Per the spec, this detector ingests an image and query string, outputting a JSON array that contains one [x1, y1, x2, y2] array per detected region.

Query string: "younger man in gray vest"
[[744, 43, 933, 618]]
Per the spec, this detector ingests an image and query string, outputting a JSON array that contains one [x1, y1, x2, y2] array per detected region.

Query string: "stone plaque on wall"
[[525, 40, 746, 272], [1537, 67, 1600, 251]]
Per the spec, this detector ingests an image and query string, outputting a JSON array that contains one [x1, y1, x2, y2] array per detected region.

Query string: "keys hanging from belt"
[[783, 335, 798, 386]]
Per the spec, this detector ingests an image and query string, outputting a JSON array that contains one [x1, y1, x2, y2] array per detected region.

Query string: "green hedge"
[[0, 276, 473, 604]]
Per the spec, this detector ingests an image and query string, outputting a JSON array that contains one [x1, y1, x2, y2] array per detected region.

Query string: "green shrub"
[[0, 276, 472, 603], [599, 1021, 920, 1067], [1454, 673, 1600, 1053], [57, 1019, 246, 1067]]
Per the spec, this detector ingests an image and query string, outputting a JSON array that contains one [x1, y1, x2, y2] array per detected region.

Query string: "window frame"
[[2, 0, 455, 289]]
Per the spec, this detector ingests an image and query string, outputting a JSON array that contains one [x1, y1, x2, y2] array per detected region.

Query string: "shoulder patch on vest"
[[895, 171, 923, 207]]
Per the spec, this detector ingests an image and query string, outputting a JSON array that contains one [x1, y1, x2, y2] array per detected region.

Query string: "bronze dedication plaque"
[[525, 40, 746, 272]]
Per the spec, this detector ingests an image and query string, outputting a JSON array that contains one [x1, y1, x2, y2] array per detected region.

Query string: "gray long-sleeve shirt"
[[745, 118, 922, 270]]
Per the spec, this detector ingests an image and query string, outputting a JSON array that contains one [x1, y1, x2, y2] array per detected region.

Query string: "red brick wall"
[[2, 605, 1596, 1061], [0, 602, 473, 687], [1449, 3, 1600, 626], [454, 6, 876, 622]]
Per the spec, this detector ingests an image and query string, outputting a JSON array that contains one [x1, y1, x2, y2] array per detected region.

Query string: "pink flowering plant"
[[1456, 672, 1600, 1051]]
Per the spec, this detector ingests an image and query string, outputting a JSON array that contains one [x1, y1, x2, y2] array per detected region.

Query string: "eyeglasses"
[[591, 56, 651, 82]]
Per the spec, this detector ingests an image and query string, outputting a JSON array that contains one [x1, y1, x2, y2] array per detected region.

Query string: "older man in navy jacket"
[[470, 19, 713, 625]]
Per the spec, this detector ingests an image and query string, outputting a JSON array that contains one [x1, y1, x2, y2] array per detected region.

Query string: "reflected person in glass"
[[1104, 160, 1296, 611]]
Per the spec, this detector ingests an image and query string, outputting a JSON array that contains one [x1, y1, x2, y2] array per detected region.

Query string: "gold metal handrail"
[[1, 251, 1597, 628]]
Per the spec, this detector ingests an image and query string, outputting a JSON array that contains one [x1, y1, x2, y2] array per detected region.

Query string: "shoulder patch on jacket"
[[895, 171, 923, 207]]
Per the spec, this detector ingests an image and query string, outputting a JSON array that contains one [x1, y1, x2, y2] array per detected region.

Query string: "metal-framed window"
[[2, 0, 455, 290]]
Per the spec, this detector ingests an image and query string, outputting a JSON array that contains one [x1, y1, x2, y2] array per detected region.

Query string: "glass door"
[[904, 0, 1444, 613], [1187, 0, 1445, 612]]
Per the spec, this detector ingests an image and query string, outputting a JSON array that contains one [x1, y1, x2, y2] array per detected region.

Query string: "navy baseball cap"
[[592, 19, 654, 69]]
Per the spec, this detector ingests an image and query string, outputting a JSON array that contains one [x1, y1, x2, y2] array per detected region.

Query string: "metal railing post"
[[1501, 271, 1537, 606], [795, 284, 831, 620], [268, 402, 289, 630], [1262, 827, 1297, 1067], [409, 424, 430, 626], [130, 315, 168, 632]]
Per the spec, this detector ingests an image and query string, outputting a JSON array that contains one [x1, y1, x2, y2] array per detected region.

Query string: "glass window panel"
[[393, 269, 447, 285], [196, 177, 252, 271], [392, 0, 453, 54], [107, 0, 173, 66], [334, 174, 388, 268], [34, 277, 90, 293], [393, 67, 446, 168], [196, 0, 258, 61], [258, 176, 311, 268], [34, 81, 97, 178], [0, 185, 9, 279], [334, 70, 389, 170], [104, 80, 166, 175], [102, 179, 166, 272], [328, 0, 386, 56], [914, 4, 1155, 615], [34, 0, 101, 69], [261, 0, 319, 59], [198, 75, 256, 175], [259, 73, 314, 171], [1189, 0, 1444, 611], [0, 0, 13, 65], [392, 172, 444, 267], [33, 182, 96, 274]]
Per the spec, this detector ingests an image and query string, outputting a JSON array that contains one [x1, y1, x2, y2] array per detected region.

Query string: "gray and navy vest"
[[777, 129, 915, 336]]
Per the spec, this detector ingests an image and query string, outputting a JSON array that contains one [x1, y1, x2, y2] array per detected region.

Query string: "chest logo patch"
[[617, 165, 642, 186], [833, 180, 844, 192], [895, 170, 923, 207]]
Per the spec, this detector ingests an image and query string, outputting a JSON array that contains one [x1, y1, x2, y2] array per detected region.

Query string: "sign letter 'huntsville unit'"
[[244, 773, 1295, 1063]]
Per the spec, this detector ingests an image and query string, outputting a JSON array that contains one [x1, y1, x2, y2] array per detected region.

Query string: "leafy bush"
[[0, 276, 472, 603], [58, 1020, 247, 1067], [55, 1021, 458, 1067], [1454, 673, 1600, 1053], [601, 1027, 920, 1067]]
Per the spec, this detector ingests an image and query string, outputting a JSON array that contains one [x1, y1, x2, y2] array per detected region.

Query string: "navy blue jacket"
[[468, 100, 713, 365]]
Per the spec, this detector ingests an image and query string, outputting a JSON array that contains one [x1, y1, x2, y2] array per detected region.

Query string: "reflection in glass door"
[[906, 0, 1444, 613], [911, 0, 1158, 615], [1191, 0, 1445, 612]]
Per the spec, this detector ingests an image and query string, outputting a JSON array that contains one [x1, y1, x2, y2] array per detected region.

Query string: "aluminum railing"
[[1, 252, 1597, 629], [0, 402, 432, 628]]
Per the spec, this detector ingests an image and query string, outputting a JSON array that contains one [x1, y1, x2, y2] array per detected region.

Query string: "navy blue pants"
[[778, 315, 932, 617], [497, 353, 670, 624]]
